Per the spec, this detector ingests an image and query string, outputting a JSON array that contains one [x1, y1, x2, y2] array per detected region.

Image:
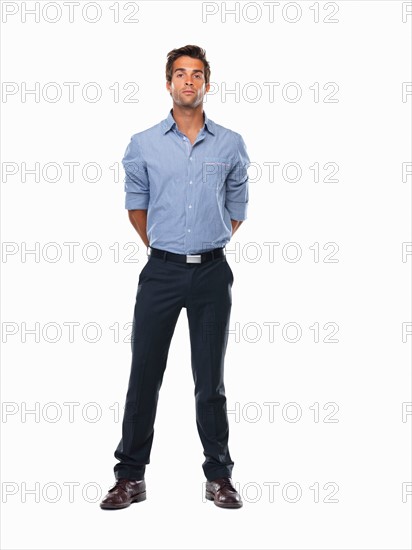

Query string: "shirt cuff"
[[125, 193, 150, 210], [226, 200, 248, 221]]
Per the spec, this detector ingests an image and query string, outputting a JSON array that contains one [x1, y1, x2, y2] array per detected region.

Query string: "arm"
[[225, 133, 250, 228], [122, 136, 150, 247], [128, 209, 149, 247], [231, 219, 243, 236]]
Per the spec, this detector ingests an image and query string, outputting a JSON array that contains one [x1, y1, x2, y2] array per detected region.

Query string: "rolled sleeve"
[[225, 132, 250, 221], [123, 135, 150, 210]]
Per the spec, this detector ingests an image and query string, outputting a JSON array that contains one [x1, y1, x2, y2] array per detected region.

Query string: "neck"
[[171, 105, 205, 134]]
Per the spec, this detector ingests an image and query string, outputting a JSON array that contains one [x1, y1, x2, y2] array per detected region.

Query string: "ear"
[[205, 82, 211, 94], [166, 81, 171, 93]]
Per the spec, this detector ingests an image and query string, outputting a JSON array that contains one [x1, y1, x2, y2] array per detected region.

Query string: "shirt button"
[[189, 157, 192, 161], [188, 205, 192, 208], [189, 181, 192, 185], [188, 229, 191, 232], [183, 137, 186, 141]]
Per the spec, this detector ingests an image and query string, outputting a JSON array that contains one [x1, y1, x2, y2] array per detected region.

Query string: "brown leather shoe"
[[205, 477, 243, 508], [100, 478, 146, 510]]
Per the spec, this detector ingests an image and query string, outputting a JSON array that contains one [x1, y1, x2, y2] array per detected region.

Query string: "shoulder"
[[129, 119, 163, 144], [210, 120, 247, 152], [211, 119, 244, 141], [210, 120, 248, 162], [124, 121, 163, 161]]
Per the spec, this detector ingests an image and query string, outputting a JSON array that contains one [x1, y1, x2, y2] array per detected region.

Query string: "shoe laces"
[[108, 478, 131, 494], [218, 477, 236, 492]]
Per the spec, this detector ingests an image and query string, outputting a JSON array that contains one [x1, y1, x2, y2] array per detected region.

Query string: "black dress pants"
[[113, 249, 235, 482]]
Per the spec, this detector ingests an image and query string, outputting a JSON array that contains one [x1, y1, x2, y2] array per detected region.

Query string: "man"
[[100, 45, 249, 510]]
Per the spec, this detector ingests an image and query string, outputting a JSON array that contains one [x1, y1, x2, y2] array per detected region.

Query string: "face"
[[166, 55, 210, 108]]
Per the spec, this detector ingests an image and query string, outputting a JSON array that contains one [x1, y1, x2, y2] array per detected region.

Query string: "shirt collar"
[[162, 108, 215, 136]]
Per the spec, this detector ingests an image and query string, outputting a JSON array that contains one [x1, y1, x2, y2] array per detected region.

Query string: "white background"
[[1, 1, 411, 549]]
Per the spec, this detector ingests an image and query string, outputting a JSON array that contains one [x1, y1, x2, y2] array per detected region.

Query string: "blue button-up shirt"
[[122, 109, 250, 254]]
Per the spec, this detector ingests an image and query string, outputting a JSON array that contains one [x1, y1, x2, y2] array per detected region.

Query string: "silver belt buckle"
[[186, 254, 202, 263]]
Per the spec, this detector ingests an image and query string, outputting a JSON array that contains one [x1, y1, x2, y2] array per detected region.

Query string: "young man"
[[100, 45, 250, 510]]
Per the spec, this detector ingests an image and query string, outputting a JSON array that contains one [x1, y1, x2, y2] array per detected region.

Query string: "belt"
[[148, 246, 225, 264]]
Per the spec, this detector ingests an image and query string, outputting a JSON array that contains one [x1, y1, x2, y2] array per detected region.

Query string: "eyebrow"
[[173, 68, 204, 74]]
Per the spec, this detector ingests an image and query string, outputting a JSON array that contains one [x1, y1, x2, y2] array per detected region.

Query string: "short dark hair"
[[165, 45, 211, 85]]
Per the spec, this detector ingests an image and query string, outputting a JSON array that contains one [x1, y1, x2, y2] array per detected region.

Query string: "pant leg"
[[114, 257, 183, 480], [186, 256, 235, 481]]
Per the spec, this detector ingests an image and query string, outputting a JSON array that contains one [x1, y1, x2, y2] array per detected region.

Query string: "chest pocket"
[[201, 157, 232, 188]]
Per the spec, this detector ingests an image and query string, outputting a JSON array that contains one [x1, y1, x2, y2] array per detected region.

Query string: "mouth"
[[182, 90, 195, 95]]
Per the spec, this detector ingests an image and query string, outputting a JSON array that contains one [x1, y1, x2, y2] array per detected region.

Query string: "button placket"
[[185, 136, 194, 246], [181, 131, 206, 252]]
